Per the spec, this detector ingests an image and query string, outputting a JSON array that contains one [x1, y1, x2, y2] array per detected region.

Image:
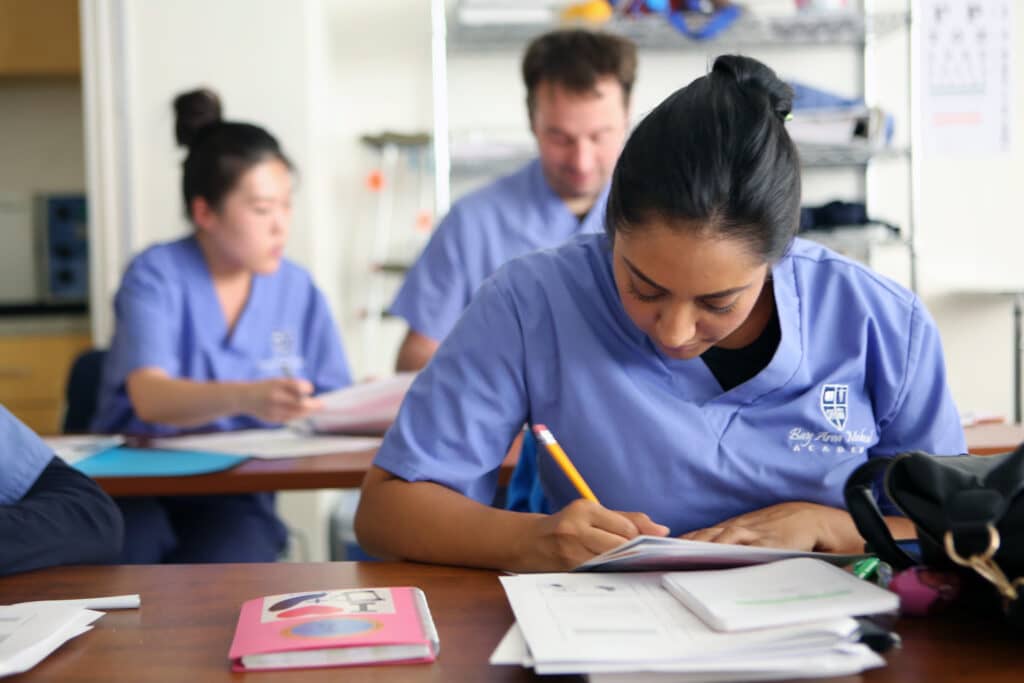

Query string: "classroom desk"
[[89, 424, 1016, 497], [92, 443, 521, 497], [92, 446, 383, 497], [0, 561, 1019, 683], [964, 422, 1024, 455]]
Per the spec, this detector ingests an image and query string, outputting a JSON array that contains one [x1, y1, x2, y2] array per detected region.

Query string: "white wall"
[[915, 0, 1023, 419], [314, 0, 435, 378]]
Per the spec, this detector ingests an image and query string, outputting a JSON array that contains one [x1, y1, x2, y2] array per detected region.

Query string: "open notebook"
[[573, 536, 868, 573], [661, 557, 899, 632]]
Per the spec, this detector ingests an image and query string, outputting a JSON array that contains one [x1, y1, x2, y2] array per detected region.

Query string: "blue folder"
[[73, 447, 248, 478]]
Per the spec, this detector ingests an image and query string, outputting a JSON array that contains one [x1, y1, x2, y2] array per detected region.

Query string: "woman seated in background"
[[92, 88, 351, 563], [354, 55, 966, 572], [1, 405, 122, 575]]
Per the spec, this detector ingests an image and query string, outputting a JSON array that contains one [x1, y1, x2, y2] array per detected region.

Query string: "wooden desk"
[[965, 422, 1024, 455], [0, 561, 1019, 682], [93, 447, 383, 497], [93, 444, 521, 497], [89, 423, 1016, 498]]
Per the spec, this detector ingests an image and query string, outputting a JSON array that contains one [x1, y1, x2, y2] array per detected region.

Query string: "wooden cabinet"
[[0, 0, 80, 77], [0, 332, 92, 434]]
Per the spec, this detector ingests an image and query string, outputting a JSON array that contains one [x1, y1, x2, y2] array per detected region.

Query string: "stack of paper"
[[296, 374, 417, 436], [43, 435, 124, 465], [492, 556, 898, 681], [152, 429, 380, 459], [0, 604, 103, 677], [0, 595, 140, 677]]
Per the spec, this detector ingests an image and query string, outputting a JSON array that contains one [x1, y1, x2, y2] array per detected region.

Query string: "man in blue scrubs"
[[355, 56, 967, 572], [391, 29, 636, 371], [1, 405, 123, 575]]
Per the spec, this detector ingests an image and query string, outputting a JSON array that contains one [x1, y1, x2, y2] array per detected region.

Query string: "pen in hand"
[[532, 424, 601, 505]]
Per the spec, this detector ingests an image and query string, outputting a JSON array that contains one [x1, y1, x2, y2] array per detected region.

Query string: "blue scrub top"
[[0, 405, 54, 504], [374, 234, 967, 535], [389, 159, 609, 341], [92, 236, 352, 435]]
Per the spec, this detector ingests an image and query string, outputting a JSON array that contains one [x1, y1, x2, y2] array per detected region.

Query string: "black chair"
[[62, 349, 107, 433]]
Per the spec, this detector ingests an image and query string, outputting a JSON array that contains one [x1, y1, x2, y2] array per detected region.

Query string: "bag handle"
[[843, 456, 917, 570]]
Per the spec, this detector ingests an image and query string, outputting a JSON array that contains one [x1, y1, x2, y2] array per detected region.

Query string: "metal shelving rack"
[[448, 9, 908, 51], [431, 1, 917, 288]]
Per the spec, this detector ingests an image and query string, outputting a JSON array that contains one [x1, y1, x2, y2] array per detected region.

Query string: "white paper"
[[499, 573, 859, 672], [573, 535, 867, 573], [489, 624, 533, 666], [584, 644, 884, 681], [151, 429, 380, 459], [661, 558, 898, 632], [921, 0, 1013, 156], [0, 605, 102, 677], [298, 374, 416, 435], [43, 435, 124, 465]]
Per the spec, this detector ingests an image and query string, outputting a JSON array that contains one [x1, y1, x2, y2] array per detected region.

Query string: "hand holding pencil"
[[526, 424, 669, 570]]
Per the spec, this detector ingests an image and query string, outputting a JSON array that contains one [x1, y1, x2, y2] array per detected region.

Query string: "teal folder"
[[73, 447, 248, 477]]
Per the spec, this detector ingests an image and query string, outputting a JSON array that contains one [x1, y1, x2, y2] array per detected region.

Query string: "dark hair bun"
[[173, 88, 223, 148], [711, 54, 793, 122]]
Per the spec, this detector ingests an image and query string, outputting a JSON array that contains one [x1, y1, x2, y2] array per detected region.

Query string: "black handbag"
[[844, 447, 1024, 626]]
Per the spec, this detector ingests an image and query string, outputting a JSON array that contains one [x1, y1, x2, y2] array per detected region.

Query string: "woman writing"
[[93, 89, 351, 563], [355, 55, 965, 571]]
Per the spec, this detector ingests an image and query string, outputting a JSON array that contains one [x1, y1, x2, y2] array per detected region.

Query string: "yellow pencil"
[[532, 424, 600, 505]]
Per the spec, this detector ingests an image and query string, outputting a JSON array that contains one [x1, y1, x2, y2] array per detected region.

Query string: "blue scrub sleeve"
[[108, 255, 182, 379], [0, 405, 54, 504], [871, 299, 967, 457], [389, 205, 474, 342], [375, 276, 529, 504], [303, 286, 353, 393]]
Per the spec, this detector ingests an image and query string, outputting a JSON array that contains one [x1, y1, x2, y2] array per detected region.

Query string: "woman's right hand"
[[522, 499, 670, 571], [241, 378, 322, 423]]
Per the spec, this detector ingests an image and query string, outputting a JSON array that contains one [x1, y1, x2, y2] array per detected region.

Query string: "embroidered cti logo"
[[271, 330, 297, 377], [819, 383, 849, 431]]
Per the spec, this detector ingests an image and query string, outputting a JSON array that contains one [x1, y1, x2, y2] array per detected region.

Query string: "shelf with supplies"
[[800, 223, 907, 254], [433, 0, 919, 288], [355, 130, 435, 366], [447, 141, 910, 181], [449, 9, 909, 52]]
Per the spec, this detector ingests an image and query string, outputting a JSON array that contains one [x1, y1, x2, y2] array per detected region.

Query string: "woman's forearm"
[[355, 467, 542, 571], [126, 370, 248, 428]]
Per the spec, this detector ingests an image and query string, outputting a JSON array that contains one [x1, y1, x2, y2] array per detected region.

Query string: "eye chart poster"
[[919, 0, 1013, 156]]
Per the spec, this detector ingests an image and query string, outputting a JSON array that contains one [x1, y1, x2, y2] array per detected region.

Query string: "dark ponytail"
[[173, 88, 293, 218], [606, 54, 800, 263]]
